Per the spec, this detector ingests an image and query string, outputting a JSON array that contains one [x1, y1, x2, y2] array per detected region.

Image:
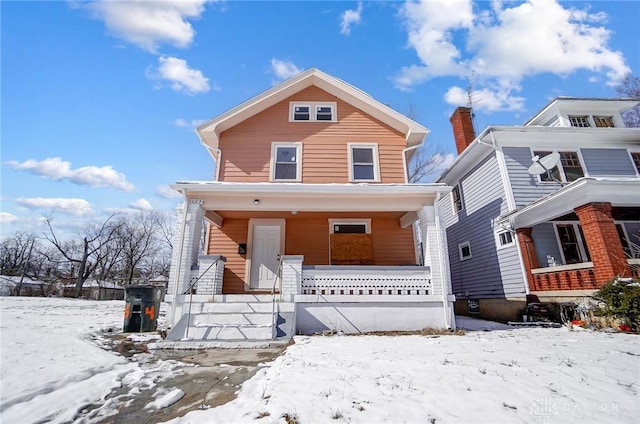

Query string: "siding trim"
[[495, 146, 516, 212]]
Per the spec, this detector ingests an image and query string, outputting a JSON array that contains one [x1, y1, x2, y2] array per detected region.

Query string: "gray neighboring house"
[[437, 98, 640, 321]]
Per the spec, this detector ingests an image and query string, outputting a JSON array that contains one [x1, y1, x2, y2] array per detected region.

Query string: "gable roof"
[[196, 68, 429, 151]]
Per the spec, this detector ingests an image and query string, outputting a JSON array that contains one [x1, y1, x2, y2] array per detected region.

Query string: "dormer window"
[[569, 116, 590, 127], [290, 102, 337, 122], [593, 116, 614, 127]]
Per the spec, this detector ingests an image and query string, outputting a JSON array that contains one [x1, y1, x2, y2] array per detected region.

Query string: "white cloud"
[[340, 2, 363, 36], [5, 157, 135, 191], [429, 152, 457, 182], [0, 212, 18, 224], [444, 85, 526, 112], [82, 0, 209, 52], [174, 118, 206, 128], [149, 56, 210, 94], [156, 185, 182, 199], [270, 59, 302, 82], [396, 0, 630, 110], [129, 198, 153, 211], [16, 198, 93, 216]]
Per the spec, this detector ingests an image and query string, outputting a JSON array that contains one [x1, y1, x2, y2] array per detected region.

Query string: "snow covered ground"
[[169, 317, 640, 424], [1, 297, 639, 423], [0, 296, 182, 423]]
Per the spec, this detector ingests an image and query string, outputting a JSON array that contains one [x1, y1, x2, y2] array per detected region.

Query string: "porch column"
[[516, 228, 539, 291], [418, 205, 455, 329], [167, 199, 205, 323], [574, 202, 630, 283], [196, 255, 226, 295], [280, 255, 304, 301]]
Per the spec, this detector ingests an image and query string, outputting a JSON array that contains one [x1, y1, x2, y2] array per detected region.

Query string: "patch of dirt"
[[82, 333, 287, 423]]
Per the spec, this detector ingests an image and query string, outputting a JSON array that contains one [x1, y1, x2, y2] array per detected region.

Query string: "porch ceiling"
[[499, 177, 640, 229], [171, 182, 451, 213]]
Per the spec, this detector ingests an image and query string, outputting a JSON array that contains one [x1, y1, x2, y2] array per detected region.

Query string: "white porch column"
[[280, 255, 304, 301], [418, 204, 455, 329], [167, 199, 205, 325]]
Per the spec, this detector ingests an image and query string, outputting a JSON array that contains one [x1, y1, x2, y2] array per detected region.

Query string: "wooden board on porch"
[[330, 234, 374, 265]]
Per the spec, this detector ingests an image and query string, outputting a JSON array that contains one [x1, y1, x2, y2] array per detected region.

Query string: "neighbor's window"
[[533, 150, 584, 183], [593, 116, 615, 127], [348, 143, 379, 182], [290, 102, 336, 122], [452, 185, 463, 214], [459, 242, 472, 261], [555, 223, 590, 264], [569, 115, 590, 127], [271, 142, 302, 181], [496, 230, 514, 248], [630, 152, 640, 174]]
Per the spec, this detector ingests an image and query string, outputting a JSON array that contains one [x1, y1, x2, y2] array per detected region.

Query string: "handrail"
[[271, 255, 284, 339], [184, 256, 221, 339]]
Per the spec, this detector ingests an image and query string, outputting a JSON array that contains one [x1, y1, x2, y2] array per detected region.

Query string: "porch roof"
[[171, 181, 451, 215], [497, 177, 640, 229]]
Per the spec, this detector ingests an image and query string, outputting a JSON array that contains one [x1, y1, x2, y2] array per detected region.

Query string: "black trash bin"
[[123, 285, 163, 332]]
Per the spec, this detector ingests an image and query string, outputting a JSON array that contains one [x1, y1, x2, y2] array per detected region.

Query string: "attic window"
[[593, 116, 614, 127], [290, 102, 336, 122], [568, 116, 590, 127]]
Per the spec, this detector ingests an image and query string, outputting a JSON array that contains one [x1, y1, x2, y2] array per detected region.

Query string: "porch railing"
[[301, 266, 431, 295], [531, 262, 597, 291]]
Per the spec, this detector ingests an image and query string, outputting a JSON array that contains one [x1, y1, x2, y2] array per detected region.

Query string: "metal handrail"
[[184, 256, 222, 339], [271, 255, 284, 339]]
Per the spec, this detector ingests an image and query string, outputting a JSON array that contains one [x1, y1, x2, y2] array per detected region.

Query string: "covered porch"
[[499, 178, 639, 298], [165, 182, 455, 337]]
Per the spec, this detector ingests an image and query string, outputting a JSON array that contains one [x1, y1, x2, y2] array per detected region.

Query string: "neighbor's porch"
[[500, 179, 639, 294]]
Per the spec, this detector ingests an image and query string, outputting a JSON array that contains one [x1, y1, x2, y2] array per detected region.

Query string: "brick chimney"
[[450, 107, 476, 154]]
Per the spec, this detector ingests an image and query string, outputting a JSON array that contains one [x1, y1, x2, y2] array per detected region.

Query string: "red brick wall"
[[574, 202, 630, 283]]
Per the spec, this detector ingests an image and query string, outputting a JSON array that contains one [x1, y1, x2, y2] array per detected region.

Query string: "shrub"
[[591, 277, 640, 329]]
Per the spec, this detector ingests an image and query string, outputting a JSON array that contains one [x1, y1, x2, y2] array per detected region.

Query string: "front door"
[[249, 221, 283, 290]]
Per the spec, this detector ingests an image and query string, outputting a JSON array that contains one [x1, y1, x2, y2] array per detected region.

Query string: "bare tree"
[[117, 212, 161, 285], [44, 214, 121, 297], [616, 75, 640, 128]]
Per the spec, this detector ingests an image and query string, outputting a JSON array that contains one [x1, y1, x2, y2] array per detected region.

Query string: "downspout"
[[434, 192, 455, 330], [169, 188, 190, 327], [196, 130, 222, 181]]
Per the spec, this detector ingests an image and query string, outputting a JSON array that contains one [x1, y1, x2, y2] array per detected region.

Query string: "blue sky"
[[2, 0, 639, 238]]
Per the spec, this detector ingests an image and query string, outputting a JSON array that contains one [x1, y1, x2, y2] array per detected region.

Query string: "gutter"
[[401, 129, 430, 183], [434, 193, 455, 330]]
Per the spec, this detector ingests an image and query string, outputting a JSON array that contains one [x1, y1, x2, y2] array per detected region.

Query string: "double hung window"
[[271, 142, 302, 181], [348, 143, 379, 182]]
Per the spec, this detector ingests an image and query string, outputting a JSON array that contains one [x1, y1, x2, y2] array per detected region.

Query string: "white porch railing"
[[301, 265, 431, 296]]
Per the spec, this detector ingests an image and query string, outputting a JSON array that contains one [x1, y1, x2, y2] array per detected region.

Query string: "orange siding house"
[[165, 69, 454, 341]]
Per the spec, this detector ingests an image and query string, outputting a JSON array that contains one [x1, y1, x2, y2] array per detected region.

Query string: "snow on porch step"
[[192, 312, 273, 326]]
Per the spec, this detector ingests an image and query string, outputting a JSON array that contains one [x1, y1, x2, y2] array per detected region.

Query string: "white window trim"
[[270, 142, 302, 182], [553, 222, 590, 265], [628, 150, 640, 178], [289, 102, 337, 122], [458, 241, 472, 261], [328, 219, 371, 234], [451, 184, 464, 214], [348, 143, 380, 182], [495, 229, 515, 249], [530, 148, 587, 184]]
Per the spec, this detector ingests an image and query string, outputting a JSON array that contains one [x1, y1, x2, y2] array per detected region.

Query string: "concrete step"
[[200, 302, 275, 314], [192, 312, 273, 326], [185, 324, 273, 340], [217, 294, 274, 303]]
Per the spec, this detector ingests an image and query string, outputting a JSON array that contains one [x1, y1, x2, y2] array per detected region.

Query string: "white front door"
[[249, 222, 283, 290]]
